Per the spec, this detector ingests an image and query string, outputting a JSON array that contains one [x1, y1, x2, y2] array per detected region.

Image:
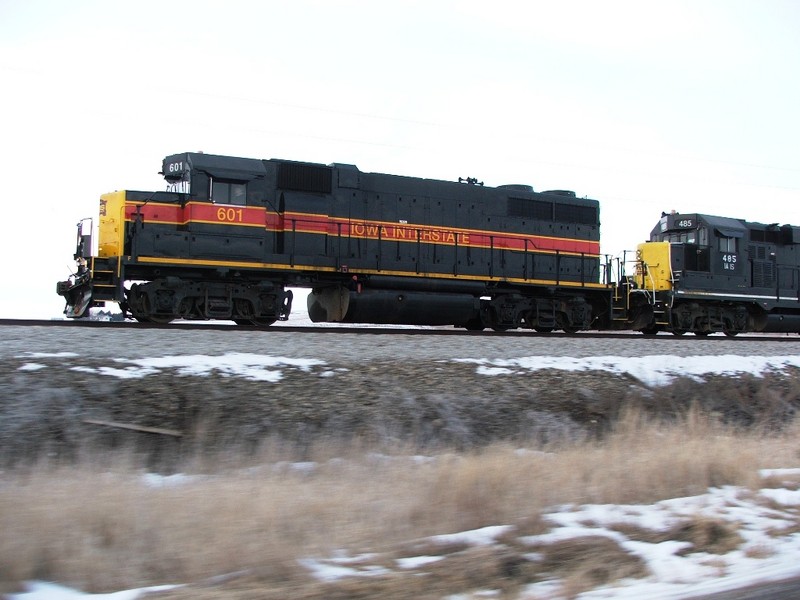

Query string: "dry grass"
[[532, 535, 649, 597], [1, 410, 799, 598], [606, 514, 743, 554]]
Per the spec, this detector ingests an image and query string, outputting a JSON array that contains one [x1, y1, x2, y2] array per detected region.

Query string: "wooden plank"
[[83, 419, 183, 437]]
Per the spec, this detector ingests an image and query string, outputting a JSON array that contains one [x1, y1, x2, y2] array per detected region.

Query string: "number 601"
[[217, 207, 243, 222]]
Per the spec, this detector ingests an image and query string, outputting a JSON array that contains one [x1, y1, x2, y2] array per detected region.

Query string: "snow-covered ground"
[[8, 348, 800, 599], [299, 474, 800, 599], [8, 470, 800, 600]]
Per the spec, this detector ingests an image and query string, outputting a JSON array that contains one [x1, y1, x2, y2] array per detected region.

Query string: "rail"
[[5, 319, 799, 340]]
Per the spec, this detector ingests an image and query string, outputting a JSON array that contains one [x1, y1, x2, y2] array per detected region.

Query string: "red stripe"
[[124, 202, 267, 227], [123, 202, 599, 255], [282, 212, 600, 255]]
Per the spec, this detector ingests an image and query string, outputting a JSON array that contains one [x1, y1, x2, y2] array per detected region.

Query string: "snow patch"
[[65, 353, 326, 382], [7, 581, 180, 599], [17, 363, 47, 371], [455, 355, 800, 386], [15, 352, 80, 359]]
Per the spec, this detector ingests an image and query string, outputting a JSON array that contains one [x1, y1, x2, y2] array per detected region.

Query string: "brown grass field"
[[2, 405, 799, 599]]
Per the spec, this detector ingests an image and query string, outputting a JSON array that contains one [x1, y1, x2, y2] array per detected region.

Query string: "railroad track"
[[2, 318, 799, 342]]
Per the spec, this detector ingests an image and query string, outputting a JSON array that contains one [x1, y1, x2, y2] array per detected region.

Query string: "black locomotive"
[[56, 152, 800, 334], [633, 212, 800, 335]]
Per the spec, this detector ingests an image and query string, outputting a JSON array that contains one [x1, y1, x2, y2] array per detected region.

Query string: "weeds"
[[2, 412, 799, 597]]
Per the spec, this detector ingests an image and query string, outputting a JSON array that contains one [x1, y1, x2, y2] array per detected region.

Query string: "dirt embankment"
[[2, 353, 799, 468]]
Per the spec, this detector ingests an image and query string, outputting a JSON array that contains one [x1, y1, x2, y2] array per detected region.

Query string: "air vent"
[[554, 203, 598, 226], [508, 197, 553, 220], [277, 162, 332, 194]]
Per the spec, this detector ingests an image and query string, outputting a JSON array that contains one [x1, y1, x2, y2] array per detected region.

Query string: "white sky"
[[2, 0, 799, 318]]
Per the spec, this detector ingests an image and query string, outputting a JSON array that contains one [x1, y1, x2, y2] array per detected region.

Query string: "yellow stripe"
[[127, 201, 598, 247], [284, 211, 597, 246], [134, 255, 609, 289], [188, 219, 265, 228]]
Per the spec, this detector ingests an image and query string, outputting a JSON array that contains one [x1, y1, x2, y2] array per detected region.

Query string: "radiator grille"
[[277, 163, 332, 194]]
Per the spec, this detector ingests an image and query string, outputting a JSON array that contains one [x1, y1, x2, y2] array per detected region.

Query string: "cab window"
[[663, 231, 696, 243], [211, 180, 246, 205]]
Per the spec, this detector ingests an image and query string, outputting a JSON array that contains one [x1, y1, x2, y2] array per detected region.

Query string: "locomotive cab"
[[645, 213, 747, 291]]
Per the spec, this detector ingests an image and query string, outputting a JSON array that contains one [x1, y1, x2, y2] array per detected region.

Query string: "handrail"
[[284, 215, 602, 284]]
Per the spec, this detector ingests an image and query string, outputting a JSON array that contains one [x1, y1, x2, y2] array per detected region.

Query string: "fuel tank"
[[307, 287, 480, 326]]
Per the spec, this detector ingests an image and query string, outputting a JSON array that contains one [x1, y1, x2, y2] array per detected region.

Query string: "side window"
[[718, 236, 736, 253], [210, 180, 247, 205]]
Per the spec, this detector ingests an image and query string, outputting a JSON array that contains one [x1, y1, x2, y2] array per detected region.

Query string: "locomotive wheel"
[[127, 287, 174, 324], [534, 327, 553, 333], [724, 330, 739, 337], [671, 329, 687, 336], [131, 304, 175, 324]]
